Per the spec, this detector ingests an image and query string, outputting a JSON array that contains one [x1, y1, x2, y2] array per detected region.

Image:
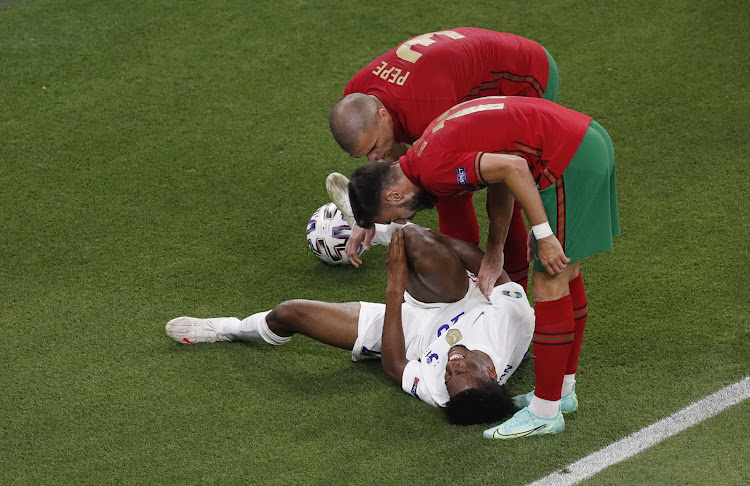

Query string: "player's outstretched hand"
[[478, 248, 504, 299], [386, 228, 408, 295], [346, 226, 375, 268], [537, 234, 570, 275]]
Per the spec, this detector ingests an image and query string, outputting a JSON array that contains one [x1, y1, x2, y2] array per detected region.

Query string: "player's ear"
[[384, 189, 403, 203], [486, 366, 498, 381], [377, 107, 391, 125]]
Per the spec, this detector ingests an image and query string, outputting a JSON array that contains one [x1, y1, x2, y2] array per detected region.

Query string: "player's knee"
[[401, 224, 436, 260], [401, 223, 422, 245], [267, 300, 306, 333]]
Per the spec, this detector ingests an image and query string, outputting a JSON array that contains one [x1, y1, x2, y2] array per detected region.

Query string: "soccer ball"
[[306, 202, 363, 265]]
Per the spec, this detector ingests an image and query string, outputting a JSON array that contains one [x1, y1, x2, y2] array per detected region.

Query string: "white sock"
[[219, 317, 246, 340], [562, 374, 576, 396], [222, 311, 291, 345], [224, 311, 292, 345], [529, 395, 561, 418]]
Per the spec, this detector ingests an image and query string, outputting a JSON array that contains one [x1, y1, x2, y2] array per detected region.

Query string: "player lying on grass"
[[166, 224, 534, 426]]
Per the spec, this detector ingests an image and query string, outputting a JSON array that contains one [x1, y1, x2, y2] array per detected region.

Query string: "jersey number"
[[432, 98, 506, 133], [395, 30, 465, 64]]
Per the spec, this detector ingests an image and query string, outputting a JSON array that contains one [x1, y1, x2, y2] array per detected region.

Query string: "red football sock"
[[566, 273, 588, 375], [503, 202, 529, 290], [533, 295, 575, 401]]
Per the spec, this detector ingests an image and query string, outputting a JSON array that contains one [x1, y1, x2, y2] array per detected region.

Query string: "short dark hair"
[[442, 382, 518, 426], [348, 162, 400, 229]]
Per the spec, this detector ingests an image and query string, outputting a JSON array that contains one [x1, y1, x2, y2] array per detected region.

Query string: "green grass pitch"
[[1, 0, 748, 484]]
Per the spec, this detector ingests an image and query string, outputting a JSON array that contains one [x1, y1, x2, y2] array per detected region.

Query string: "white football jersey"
[[400, 281, 534, 407]]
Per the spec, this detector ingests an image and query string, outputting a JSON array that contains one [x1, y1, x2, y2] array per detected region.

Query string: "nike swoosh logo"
[[182, 338, 197, 344], [493, 424, 546, 438], [471, 311, 485, 327]]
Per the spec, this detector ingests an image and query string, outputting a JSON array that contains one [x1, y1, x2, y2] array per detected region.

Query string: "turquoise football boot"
[[512, 385, 579, 414], [483, 407, 564, 439]]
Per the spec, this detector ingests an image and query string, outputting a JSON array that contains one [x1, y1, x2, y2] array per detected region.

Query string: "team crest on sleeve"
[[501, 290, 523, 299], [456, 167, 468, 185], [445, 329, 463, 345]]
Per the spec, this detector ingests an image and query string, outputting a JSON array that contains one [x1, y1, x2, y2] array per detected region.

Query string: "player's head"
[[348, 162, 433, 228], [330, 93, 397, 161], [442, 345, 518, 425], [443, 384, 518, 425], [443, 345, 498, 396]]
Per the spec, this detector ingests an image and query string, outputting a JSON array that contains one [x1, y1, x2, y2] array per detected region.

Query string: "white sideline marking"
[[527, 376, 750, 486]]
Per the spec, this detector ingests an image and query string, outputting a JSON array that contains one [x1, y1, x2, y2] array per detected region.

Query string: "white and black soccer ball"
[[306, 202, 363, 265]]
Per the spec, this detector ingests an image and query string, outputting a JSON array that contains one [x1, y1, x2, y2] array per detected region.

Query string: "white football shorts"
[[351, 272, 486, 361]]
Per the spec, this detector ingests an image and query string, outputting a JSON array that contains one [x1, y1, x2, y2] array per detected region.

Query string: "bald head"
[[329, 93, 381, 154]]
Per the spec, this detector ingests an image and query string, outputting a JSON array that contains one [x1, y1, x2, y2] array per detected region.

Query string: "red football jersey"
[[399, 97, 592, 195], [343, 27, 551, 144]]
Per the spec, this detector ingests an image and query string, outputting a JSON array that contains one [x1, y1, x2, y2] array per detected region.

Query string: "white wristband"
[[532, 222, 553, 240]]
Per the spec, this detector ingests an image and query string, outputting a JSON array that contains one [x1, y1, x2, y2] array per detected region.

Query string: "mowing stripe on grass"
[[527, 376, 750, 486]]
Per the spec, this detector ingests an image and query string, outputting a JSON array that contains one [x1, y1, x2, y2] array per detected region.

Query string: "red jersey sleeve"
[[401, 143, 485, 198]]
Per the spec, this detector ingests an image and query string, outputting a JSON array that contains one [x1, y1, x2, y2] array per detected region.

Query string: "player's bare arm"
[[478, 153, 569, 275], [381, 228, 409, 383], [477, 178, 514, 297]]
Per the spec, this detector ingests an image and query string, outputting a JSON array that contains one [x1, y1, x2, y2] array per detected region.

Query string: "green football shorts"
[[532, 120, 620, 271], [542, 48, 559, 102]]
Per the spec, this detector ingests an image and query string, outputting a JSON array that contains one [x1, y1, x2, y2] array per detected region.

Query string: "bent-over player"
[[329, 27, 560, 287]]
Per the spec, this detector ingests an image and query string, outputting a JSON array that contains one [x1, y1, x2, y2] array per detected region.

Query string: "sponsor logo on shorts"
[[456, 167, 468, 185], [502, 290, 523, 299], [411, 377, 420, 396]]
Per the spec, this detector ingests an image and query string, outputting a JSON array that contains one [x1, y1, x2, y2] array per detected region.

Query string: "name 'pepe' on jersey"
[[399, 96, 592, 197], [344, 27, 552, 145]]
